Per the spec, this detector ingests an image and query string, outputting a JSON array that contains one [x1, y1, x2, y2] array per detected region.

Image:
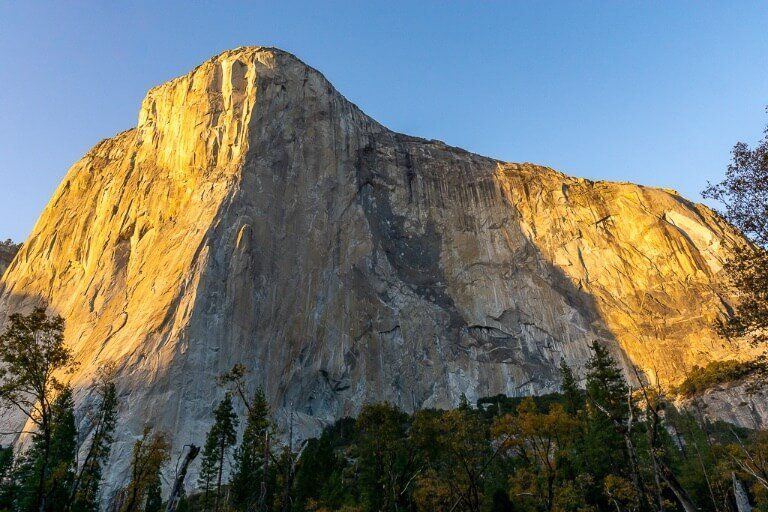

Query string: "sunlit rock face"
[[0, 47, 757, 493]]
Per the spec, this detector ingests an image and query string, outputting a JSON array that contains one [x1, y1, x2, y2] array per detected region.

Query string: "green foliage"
[[675, 359, 767, 397], [492, 398, 580, 512], [703, 112, 768, 343], [5, 319, 768, 512], [0, 446, 15, 511], [292, 418, 356, 511], [243, 344, 768, 512], [559, 361, 584, 415], [411, 405, 491, 512], [477, 393, 573, 419], [0, 308, 75, 417], [12, 387, 77, 512], [0, 240, 20, 269], [198, 395, 238, 512], [0, 308, 77, 512], [229, 388, 273, 512], [579, 341, 630, 495], [584, 341, 628, 421], [70, 378, 118, 512], [354, 403, 413, 512], [46, 387, 78, 510]]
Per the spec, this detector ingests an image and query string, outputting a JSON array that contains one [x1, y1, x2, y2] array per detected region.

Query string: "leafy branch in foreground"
[[704, 111, 768, 343], [0, 307, 78, 512]]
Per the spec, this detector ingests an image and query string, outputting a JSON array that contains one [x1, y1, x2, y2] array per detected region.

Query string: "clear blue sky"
[[1, 2, 767, 241]]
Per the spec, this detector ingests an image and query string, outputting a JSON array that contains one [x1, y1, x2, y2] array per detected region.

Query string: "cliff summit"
[[0, 46, 757, 492]]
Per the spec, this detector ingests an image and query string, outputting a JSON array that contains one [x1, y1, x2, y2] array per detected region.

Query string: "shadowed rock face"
[[0, 241, 20, 277], [0, 47, 758, 493], [678, 379, 768, 431]]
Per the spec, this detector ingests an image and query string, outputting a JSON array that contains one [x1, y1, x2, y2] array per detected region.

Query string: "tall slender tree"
[[15, 387, 77, 512], [229, 388, 271, 512], [559, 361, 583, 415], [69, 374, 118, 512], [198, 395, 238, 512], [46, 387, 77, 511], [580, 341, 636, 509]]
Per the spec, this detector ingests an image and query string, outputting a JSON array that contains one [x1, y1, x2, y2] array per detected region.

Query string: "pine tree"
[[230, 388, 271, 512], [46, 387, 78, 511], [559, 361, 583, 415], [70, 379, 118, 512], [580, 341, 633, 507], [198, 394, 239, 512], [585, 341, 628, 421], [15, 387, 77, 512]]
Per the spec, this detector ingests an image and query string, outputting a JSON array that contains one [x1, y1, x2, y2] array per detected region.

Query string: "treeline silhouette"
[[1, 308, 768, 512]]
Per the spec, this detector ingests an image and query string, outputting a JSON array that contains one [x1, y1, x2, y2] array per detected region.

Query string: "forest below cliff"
[[1, 306, 767, 512], [0, 60, 766, 512]]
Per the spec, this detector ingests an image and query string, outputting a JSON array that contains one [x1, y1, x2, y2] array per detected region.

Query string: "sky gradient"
[[1, 1, 767, 241]]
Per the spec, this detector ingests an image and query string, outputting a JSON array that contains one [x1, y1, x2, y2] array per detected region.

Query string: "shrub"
[[675, 359, 766, 397]]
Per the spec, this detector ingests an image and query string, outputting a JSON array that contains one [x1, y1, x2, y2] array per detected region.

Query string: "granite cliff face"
[[0, 47, 757, 492], [679, 380, 768, 431], [0, 241, 20, 277]]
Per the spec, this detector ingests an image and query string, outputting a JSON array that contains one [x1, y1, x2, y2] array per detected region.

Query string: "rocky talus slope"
[[0, 47, 758, 492]]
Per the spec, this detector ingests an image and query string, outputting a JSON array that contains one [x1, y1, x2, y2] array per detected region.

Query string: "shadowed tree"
[[0, 307, 77, 512], [411, 406, 493, 512], [229, 387, 272, 512], [704, 112, 768, 344], [69, 369, 118, 512], [354, 402, 414, 512], [15, 387, 77, 512], [559, 361, 583, 416], [198, 395, 238, 512]]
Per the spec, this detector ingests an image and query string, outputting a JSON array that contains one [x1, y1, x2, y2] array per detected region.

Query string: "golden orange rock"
[[0, 47, 758, 492]]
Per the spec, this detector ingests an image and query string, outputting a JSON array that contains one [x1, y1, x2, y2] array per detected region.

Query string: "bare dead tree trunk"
[[215, 437, 225, 512], [635, 373, 698, 512], [623, 387, 649, 511], [655, 456, 698, 512], [591, 386, 650, 512], [259, 430, 270, 512], [281, 408, 295, 512], [732, 472, 753, 512], [166, 444, 200, 512]]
